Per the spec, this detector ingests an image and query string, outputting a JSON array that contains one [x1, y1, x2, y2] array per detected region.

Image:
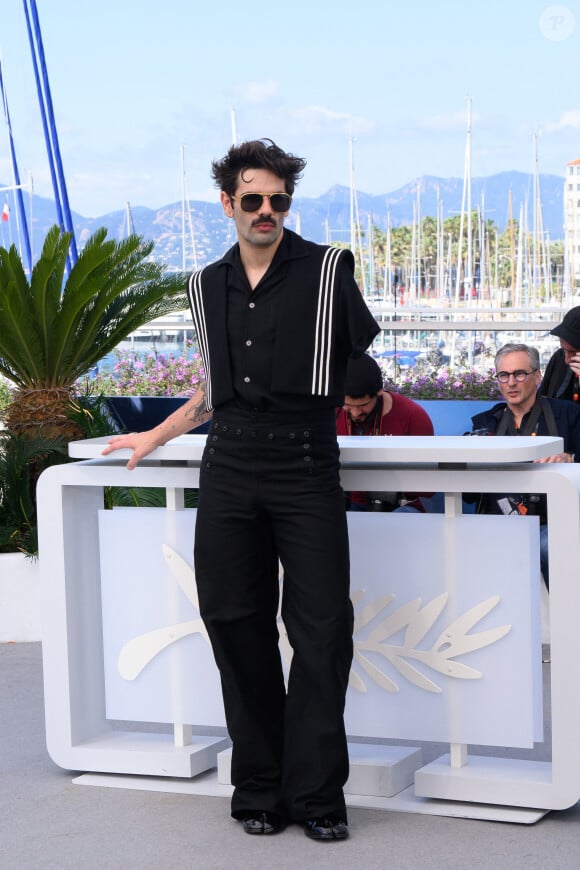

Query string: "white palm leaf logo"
[[118, 544, 208, 680], [118, 546, 511, 693], [350, 590, 511, 693]]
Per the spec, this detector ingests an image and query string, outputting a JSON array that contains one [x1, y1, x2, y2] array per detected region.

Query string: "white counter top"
[[68, 434, 564, 465]]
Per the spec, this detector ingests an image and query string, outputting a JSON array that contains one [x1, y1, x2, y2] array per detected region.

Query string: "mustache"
[[252, 215, 276, 227]]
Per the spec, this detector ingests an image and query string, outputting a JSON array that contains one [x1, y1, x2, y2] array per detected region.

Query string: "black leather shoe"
[[304, 817, 349, 840], [241, 811, 285, 835]]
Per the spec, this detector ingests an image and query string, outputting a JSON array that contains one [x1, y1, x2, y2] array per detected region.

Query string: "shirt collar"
[[216, 228, 310, 269]]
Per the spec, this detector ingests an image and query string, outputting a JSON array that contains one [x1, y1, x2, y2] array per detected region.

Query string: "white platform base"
[[63, 732, 232, 778], [217, 743, 422, 798], [346, 743, 423, 796], [415, 753, 552, 807], [72, 770, 548, 823]]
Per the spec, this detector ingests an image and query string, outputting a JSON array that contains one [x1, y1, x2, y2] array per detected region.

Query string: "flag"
[[1, 203, 9, 222]]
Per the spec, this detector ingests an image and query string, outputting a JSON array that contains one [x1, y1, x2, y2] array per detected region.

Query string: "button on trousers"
[[194, 409, 353, 822]]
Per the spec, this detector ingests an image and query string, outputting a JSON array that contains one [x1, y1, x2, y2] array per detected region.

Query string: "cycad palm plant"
[[0, 225, 188, 439], [0, 431, 68, 554]]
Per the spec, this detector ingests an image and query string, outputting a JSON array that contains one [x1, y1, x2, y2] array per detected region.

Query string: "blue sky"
[[1, 0, 579, 217]]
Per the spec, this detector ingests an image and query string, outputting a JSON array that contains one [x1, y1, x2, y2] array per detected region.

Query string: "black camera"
[[464, 427, 492, 436]]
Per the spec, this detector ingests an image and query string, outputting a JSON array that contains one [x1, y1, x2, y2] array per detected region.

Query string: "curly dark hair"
[[211, 138, 307, 199]]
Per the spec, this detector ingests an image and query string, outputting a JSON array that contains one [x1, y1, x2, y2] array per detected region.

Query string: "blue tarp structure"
[[375, 349, 423, 367]]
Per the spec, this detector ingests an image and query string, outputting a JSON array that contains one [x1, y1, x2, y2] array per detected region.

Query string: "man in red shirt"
[[336, 353, 434, 511]]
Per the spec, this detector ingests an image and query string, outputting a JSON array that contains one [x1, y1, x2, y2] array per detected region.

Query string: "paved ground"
[[2, 642, 580, 870]]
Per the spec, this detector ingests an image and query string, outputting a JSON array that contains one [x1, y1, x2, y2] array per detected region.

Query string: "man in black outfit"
[[104, 139, 380, 841], [470, 342, 580, 587], [541, 306, 580, 402]]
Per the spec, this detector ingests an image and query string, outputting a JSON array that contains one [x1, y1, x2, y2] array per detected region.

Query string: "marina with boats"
[[116, 93, 578, 380], [1, 13, 578, 382]]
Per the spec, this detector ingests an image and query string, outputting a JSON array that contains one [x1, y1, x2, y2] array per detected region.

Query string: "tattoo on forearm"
[[185, 383, 209, 424]]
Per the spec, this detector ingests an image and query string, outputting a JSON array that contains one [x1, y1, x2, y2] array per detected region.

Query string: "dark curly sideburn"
[[211, 138, 307, 199]]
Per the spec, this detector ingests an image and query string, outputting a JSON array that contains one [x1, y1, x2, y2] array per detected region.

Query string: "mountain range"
[[0, 170, 565, 272]]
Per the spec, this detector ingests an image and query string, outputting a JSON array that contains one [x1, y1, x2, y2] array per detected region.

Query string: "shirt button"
[[304, 456, 311, 463], [303, 443, 310, 450], [289, 432, 296, 439], [249, 302, 256, 309], [244, 376, 251, 383], [245, 339, 252, 347], [268, 433, 274, 440], [303, 430, 310, 438]]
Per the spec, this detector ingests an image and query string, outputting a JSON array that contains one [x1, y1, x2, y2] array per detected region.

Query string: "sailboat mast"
[[0, 57, 32, 272], [509, 188, 515, 306], [436, 187, 444, 301], [124, 201, 135, 237], [180, 145, 187, 272], [367, 213, 374, 293], [231, 107, 238, 146], [416, 183, 421, 299], [465, 97, 473, 296], [348, 137, 367, 295], [349, 137, 356, 256], [532, 131, 547, 302], [180, 144, 198, 272], [383, 210, 392, 301]]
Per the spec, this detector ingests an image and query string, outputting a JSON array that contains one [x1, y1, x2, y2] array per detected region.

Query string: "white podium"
[[37, 434, 580, 823]]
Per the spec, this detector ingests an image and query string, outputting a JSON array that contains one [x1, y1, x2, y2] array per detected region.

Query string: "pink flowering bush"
[[385, 367, 501, 400], [88, 342, 206, 397], [82, 344, 500, 401]]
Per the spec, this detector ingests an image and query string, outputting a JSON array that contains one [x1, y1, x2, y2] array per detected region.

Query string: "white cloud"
[[545, 109, 580, 133], [235, 80, 279, 104], [420, 110, 480, 131], [291, 105, 374, 136]]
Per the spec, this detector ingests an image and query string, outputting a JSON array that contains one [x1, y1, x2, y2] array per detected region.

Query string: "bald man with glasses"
[[466, 342, 580, 587]]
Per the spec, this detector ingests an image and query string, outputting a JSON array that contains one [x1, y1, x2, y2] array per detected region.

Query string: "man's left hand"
[[534, 452, 574, 464]]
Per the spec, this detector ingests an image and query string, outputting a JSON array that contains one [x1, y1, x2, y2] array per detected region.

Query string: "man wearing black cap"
[[336, 353, 434, 511], [540, 307, 580, 402]]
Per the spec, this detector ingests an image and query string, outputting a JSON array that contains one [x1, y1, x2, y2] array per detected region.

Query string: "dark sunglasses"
[[232, 192, 292, 213]]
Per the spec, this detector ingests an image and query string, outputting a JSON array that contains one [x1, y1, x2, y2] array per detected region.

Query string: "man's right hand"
[[569, 354, 580, 378], [101, 386, 210, 470], [102, 430, 165, 470]]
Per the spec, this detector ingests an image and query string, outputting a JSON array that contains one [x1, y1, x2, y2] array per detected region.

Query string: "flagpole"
[[0, 58, 33, 272], [23, 0, 78, 267]]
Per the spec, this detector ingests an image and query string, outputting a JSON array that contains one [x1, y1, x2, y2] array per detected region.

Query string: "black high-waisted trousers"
[[194, 406, 353, 822]]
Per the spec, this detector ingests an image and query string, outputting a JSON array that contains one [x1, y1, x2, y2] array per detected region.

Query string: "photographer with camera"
[[468, 343, 580, 587], [540, 306, 580, 403]]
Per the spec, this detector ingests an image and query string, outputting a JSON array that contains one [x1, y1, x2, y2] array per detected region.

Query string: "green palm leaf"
[[0, 225, 189, 435], [0, 225, 188, 389]]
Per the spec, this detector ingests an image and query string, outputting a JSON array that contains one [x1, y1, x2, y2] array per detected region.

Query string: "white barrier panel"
[[99, 509, 542, 748], [38, 436, 580, 817]]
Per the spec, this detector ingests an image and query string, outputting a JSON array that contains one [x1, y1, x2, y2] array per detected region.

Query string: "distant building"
[[564, 158, 580, 287]]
